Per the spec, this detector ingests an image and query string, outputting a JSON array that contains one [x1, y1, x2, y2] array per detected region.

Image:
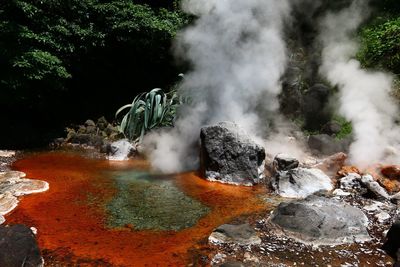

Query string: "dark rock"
[[97, 117, 108, 130], [272, 168, 333, 198], [69, 134, 104, 148], [200, 122, 265, 186], [85, 125, 97, 135], [308, 134, 351, 155], [77, 125, 86, 134], [0, 224, 43, 267], [105, 124, 119, 137], [270, 195, 370, 245], [84, 119, 96, 127], [273, 154, 299, 173], [209, 223, 261, 245], [321, 121, 342, 135], [382, 218, 400, 260]]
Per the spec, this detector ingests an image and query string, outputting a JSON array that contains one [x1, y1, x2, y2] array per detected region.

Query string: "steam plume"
[[145, 0, 292, 172], [319, 0, 400, 166]]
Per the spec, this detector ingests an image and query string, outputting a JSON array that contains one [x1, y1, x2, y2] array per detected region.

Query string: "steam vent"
[[200, 122, 266, 186]]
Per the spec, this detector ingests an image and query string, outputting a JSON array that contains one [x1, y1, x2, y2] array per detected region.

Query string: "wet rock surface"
[[0, 224, 43, 267], [200, 122, 265, 186], [272, 167, 333, 198], [270, 195, 370, 245], [0, 171, 48, 224], [107, 139, 136, 161], [209, 224, 261, 246]]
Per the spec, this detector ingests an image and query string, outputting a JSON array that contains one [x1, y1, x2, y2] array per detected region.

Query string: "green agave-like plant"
[[115, 88, 181, 142]]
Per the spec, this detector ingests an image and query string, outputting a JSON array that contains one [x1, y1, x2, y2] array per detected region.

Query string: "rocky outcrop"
[[272, 168, 333, 198], [0, 171, 48, 224], [270, 196, 370, 245], [209, 223, 261, 246], [200, 122, 265, 186], [0, 224, 43, 267], [61, 117, 121, 149]]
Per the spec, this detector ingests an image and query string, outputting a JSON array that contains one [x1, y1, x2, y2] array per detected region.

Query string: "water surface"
[[6, 151, 268, 266]]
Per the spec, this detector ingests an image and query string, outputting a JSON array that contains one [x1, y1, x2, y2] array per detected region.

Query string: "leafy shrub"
[[332, 115, 353, 140], [115, 88, 182, 142], [358, 17, 400, 73]]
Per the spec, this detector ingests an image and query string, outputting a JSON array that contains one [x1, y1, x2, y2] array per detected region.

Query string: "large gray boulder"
[[200, 122, 265, 186], [272, 167, 333, 198], [270, 196, 370, 245], [0, 224, 43, 267]]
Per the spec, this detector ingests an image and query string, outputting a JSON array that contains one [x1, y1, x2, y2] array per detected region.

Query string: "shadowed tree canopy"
[[0, 0, 187, 148]]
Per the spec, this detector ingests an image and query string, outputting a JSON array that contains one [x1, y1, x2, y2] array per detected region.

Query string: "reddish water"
[[6, 151, 268, 266]]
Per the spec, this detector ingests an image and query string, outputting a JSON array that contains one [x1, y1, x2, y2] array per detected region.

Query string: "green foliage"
[[332, 115, 353, 140], [0, 0, 187, 105], [116, 88, 181, 142], [358, 17, 400, 74]]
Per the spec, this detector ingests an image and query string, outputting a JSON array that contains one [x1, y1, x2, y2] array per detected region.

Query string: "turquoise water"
[[105, 171, 210, 231]]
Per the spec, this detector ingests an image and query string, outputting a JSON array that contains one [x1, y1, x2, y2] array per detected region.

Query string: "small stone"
[[30, 227, 38, 235], [338, 166, 361, 177], [361, 174, 390, 200], [209, 223, 261, 245], [333, 189, 351, 196], [85, 125, 97, 135], [85, 119, 96, 127]]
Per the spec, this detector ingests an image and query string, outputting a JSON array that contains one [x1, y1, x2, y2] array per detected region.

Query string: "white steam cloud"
[[144, 0, 293, 173], [319, 0, 400, 166]]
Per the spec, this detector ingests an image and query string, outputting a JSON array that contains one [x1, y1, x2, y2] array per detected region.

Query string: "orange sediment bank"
[[6, 151, 269, 266]]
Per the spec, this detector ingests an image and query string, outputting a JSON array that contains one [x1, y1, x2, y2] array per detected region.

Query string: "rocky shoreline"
[[0, 150, 47, 266]]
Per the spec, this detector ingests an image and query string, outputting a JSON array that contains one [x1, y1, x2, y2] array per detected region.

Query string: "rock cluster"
[[0, 171, 48, 224], [200, 122, 265, 186], [60, 117, 121, 150]]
